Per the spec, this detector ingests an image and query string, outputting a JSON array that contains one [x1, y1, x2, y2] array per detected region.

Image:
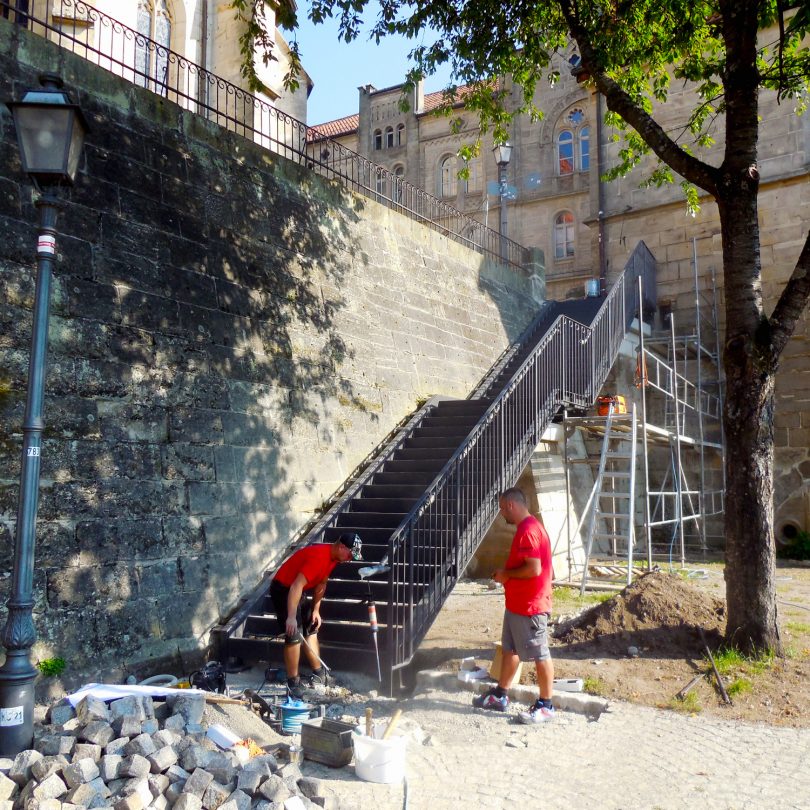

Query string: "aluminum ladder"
[[580, 402, 638, 592]]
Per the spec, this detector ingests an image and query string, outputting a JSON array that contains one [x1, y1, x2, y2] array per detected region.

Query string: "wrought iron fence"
[[0, 0, 529, 269], [383, 249, 650, 686]]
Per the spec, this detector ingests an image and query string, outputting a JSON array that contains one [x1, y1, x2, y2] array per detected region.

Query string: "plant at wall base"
[[240, 0, 810, 660], [36, 658, 66, 678]]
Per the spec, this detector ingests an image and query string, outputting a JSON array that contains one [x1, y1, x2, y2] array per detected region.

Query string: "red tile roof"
[[308, 114, 360, 141], [309, 84, 480, 139]]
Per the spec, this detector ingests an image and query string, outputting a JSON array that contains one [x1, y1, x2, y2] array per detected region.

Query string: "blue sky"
[[291, 7, 453, 125]]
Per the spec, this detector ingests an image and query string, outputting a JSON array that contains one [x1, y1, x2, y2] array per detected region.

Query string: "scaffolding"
[[561, 239, 726, 588]]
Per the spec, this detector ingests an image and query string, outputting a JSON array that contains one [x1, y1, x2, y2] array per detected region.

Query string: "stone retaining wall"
[[0, 21, 539, 679]]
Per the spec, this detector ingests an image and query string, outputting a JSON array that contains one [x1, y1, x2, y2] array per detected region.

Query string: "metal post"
[[638, 276, 653, 571], [670, 315, 686, 565], [0, 193, 60, 755], [498, 163, 508, 262]]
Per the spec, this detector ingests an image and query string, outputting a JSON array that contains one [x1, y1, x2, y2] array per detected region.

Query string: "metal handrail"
[[383, 249, 653, 684], [0, 0, 529, 269]]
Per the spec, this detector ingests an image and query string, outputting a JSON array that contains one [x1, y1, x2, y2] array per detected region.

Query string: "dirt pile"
[[554, 571, 726, 655]]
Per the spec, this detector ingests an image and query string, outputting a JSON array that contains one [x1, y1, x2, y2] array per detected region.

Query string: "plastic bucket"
[[279, 699, 315, 734], [352, 729, 407, 784]]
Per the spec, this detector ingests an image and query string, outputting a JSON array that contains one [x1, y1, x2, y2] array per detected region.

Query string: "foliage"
[[36, 657, 66, 677], [583, 676, 608, 696], [668, 690, 701, 714], [777, 530, 810, 561], [706, 646, 775, 677], [726, 677, 753, 697]]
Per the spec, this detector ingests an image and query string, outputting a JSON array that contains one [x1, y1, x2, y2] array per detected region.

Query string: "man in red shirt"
[[473, 487, 555, 723], [271, 533, 362, 697]]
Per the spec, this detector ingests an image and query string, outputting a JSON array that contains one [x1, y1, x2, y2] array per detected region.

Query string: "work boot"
[[286, 677, 305, 700], [308, 668, 329, 687]]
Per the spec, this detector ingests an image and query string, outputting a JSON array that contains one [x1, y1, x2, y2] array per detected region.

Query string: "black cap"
[[337, 532, 363, 560]]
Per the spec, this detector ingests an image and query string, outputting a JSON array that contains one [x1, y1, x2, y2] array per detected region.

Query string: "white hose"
[[138, 674, 179, 687]]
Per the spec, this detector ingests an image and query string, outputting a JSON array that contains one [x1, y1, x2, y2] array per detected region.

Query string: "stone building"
[[2, 0, 312, 120], [312, 38, 810, 543]]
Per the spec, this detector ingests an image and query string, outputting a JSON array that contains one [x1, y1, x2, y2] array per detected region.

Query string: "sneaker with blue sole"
[[518, 700, 555, 724], [472, 689, 509, 712]]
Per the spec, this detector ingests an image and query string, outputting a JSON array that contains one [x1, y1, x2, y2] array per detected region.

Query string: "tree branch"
[[768, 229, 810, 363], [558, 0, 720, 198]]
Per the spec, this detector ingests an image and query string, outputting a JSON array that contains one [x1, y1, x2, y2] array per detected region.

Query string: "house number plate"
[[0, 706, 24, 726]]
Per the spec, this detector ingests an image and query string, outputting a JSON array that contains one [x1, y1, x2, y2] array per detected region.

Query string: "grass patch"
[[36, 657, 66, 677], [669, 691, 701, 714], [553, 587, 614, 608], [583, 676, 608, 696], [705, 646, 776, 678], [786, 621, 810, 635], [726, 678, 753, 698]]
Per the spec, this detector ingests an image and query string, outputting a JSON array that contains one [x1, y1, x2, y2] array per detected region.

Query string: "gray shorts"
[[501, 609, 551, 662]]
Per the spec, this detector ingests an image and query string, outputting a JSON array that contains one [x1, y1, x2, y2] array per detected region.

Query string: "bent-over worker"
[[270, 533, 363, 697]]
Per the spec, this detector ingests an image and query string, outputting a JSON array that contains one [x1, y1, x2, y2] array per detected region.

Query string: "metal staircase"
[[213, 246, 656, 693]]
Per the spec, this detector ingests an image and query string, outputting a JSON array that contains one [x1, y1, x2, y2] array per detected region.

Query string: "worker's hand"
[[492, 569, 508, 584], [285, 618, 299, 639], [309, 612, 322, 633]]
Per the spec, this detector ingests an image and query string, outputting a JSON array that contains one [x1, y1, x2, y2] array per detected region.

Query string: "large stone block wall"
[[0, 22, 539, 678]]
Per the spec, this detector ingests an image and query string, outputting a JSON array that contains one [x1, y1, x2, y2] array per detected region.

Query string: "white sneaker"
[[518, 702, 555, 724]]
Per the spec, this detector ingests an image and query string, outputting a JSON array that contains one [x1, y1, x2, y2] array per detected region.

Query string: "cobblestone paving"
[[306, 688, 810, 810]]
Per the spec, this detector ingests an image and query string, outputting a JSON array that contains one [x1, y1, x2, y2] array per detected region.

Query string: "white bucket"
[[352, 729, 407, 783]]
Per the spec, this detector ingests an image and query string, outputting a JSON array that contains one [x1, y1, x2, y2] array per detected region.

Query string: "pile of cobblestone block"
[[0, 694, 337, 810]]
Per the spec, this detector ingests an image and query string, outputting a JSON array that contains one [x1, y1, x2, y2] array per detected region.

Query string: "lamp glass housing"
[[492, 142, 513, 167], [8, 86, 87, 187]]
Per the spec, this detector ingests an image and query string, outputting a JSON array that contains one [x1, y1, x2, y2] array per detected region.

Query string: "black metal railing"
[[0, 0, 529, 269], [382, 245, 653, 686]]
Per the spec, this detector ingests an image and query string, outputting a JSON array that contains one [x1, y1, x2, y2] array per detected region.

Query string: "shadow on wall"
[[0, 43, 378, 680]]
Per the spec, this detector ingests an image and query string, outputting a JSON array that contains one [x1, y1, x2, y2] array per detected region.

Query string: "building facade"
[[2, 0, 312, 120]]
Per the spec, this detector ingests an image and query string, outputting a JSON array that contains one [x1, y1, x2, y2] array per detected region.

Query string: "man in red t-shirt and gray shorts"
[[473, 487, 555, 723], [271, 533, 362, 697]]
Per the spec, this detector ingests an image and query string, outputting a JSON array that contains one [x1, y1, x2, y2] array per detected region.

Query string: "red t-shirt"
[[504, 515, 552, 616], [274, 544, 338, 590]]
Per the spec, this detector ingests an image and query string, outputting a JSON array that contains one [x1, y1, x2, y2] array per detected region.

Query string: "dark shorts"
[[270, 579, 317, 644], [501, 609, 551, 662]]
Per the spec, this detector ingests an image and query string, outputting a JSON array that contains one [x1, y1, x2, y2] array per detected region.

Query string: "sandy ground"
[[413, 561, 810, 727]]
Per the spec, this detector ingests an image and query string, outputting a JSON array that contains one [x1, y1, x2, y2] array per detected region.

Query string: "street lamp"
[[1, 74, 87, 755], [492, 142, 512, 262]]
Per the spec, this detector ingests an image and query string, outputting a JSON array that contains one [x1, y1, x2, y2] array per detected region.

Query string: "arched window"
[[464, 157, 482, 193], [396, 123, 406, 146], [557, 131, 574, 176], [376, 169, 388, 198], [557, 108, 589, 175], [373, 129, 382, 150], [439, 155, 457, 197], [580, 126, 590, 171], [554, 212, 575, 259], [136, 0, 172, 94], [393, 165, 405, 202], [385, 126, 395, 148]]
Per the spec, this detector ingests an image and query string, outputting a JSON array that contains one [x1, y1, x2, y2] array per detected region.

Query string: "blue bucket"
[[279, 699, 315, 734]]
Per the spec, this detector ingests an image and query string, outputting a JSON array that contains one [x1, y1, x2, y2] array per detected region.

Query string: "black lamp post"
[[0, 74, 87, 755], [492, 142, 512, 262]]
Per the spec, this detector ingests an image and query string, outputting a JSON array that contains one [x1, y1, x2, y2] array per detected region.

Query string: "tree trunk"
[[719, 188, 782, 655]]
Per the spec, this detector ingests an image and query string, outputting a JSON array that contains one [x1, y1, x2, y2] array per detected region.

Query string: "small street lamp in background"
[[492, 142, 513, 262], [0, 74, 87, 755]]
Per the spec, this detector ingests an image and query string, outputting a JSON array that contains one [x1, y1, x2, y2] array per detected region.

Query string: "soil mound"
[[554, 571, 726, 655]]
